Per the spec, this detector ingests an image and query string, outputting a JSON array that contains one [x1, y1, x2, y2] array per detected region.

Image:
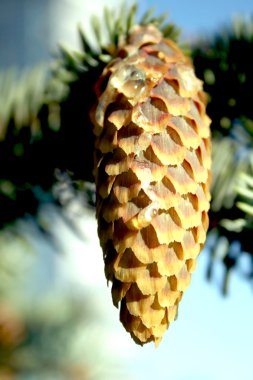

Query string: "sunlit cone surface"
[[91, 25, 211, 345]]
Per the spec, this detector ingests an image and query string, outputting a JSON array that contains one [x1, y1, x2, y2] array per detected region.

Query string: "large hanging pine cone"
[[91, 24, 211, 346]]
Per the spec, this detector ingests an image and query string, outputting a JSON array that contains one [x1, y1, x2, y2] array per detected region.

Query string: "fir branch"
[[192, 16, 253, 291]]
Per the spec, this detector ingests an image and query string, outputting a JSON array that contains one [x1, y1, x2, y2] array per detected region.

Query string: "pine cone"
[[91, 24, 211, 346]]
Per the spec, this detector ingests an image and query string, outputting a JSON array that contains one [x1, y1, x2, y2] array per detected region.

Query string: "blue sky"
[[1, 0, 252, 67], [137, 0, 253, 39], [126, 251, 253, 380], [58, 2, 253, 379], [56, 209, 253, 380], [14, 203, 253, 380], [100, 2, 253, 379], [1, 1, 252, 379]]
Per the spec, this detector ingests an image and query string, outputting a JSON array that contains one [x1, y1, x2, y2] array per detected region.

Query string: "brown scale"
[[91, 24, 211, 346]]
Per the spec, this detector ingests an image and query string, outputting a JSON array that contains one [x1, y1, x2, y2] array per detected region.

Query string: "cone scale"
[[91, 25, 211, 345]]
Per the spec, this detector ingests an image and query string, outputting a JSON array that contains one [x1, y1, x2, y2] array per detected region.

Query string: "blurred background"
[[0, 1, 253, 379]]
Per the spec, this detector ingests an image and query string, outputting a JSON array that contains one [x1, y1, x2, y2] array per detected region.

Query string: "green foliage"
[[0, 3, 253, 294], [192, 16, 253, 292], [193, 16, 253, 137], [236, 161, 253, 221], [0, 3, 180, 229], [6, 2, 253, 374]]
